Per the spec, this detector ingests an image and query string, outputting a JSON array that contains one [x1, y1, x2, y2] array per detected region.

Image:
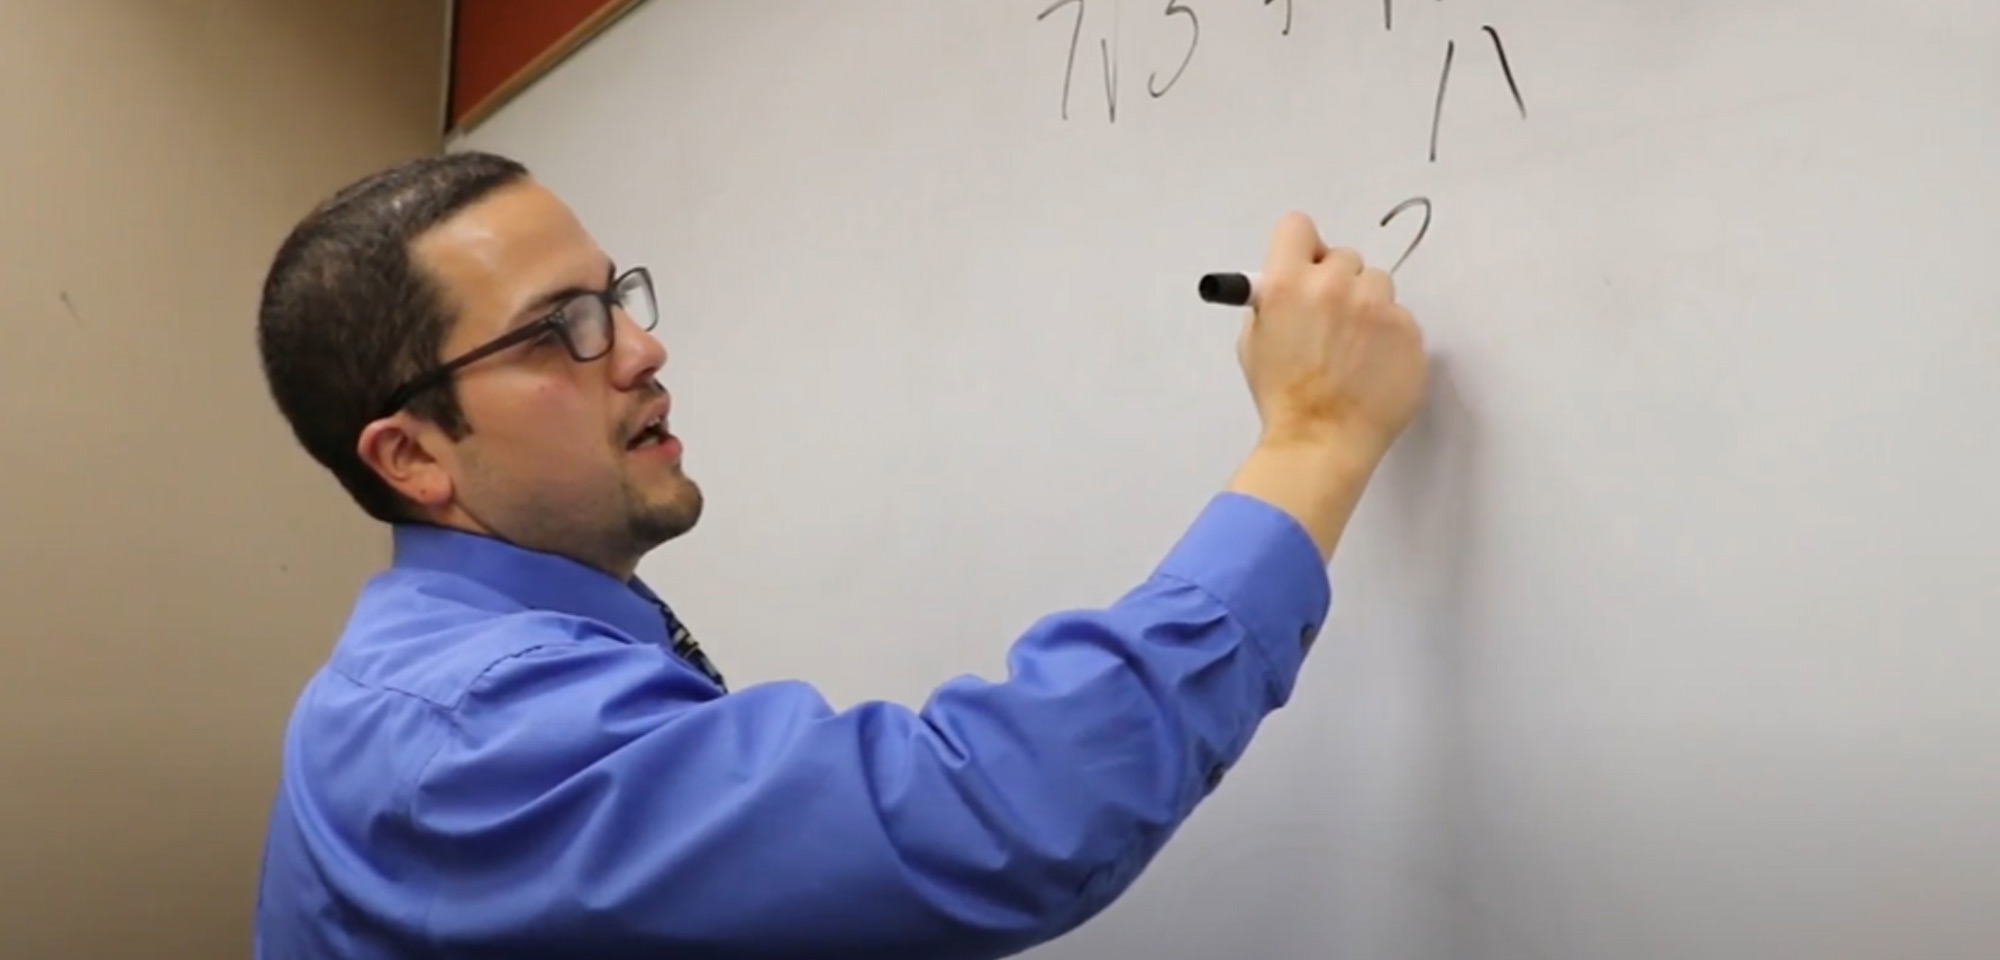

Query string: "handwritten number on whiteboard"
[[1101, 36, 1120, 121], [1380, 196, 1433, 274], [1428, 39, 1454, 161], [1148, 1, 1199, 98], [1038, 0, 1087, 120], [1483, 26, 1527, 118], [1266, 0, 1292, 36]]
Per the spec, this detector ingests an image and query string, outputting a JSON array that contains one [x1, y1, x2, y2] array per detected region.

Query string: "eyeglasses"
[[376, 265, 659, 419]]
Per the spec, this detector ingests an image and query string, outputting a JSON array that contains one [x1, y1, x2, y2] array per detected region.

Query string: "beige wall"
[[0, 2, 446, 955]]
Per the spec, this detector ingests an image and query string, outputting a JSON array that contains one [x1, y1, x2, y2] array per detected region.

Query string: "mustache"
[[619, 380, 671, 439]]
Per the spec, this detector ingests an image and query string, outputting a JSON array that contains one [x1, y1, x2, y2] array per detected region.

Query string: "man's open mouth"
[[629, 416, 669, 449]]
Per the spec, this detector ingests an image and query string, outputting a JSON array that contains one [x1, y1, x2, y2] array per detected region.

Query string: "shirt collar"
[[389, 523, 673, 647]]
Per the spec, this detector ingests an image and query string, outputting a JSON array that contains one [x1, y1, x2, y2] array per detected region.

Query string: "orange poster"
[[449, 0, 648, 132]]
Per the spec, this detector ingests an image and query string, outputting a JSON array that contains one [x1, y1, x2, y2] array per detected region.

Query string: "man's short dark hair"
[[257, 150, 529, 523]]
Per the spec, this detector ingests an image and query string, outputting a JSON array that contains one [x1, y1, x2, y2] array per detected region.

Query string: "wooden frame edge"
[[444, 0, 652, 139], [436, 0, 457, 143]]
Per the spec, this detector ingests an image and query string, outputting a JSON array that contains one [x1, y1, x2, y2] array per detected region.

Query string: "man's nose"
[[607, 305, 667, 387]]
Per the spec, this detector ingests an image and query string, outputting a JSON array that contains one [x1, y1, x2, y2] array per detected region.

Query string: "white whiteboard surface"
[[452, 2, 2000, 957]]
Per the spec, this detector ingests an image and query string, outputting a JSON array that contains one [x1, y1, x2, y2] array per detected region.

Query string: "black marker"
[[1197, 271, 1259, 306]]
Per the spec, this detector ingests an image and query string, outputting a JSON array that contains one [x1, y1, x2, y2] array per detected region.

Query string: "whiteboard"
[[452, 2, 2000, 957]]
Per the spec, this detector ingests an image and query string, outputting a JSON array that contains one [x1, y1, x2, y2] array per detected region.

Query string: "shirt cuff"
[[1151, 491, 1332, 691]]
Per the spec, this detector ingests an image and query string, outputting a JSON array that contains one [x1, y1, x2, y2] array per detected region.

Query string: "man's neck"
[[409, 508, 642, 582]]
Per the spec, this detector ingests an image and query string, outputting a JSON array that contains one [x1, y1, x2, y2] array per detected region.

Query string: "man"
[[251, 150, 1428, 959]]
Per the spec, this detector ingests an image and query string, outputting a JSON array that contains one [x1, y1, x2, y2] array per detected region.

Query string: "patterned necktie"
[[659, 604, 727, 692]]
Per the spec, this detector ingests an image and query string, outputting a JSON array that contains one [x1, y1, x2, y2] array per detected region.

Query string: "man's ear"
[[356, 415, 455, 512]]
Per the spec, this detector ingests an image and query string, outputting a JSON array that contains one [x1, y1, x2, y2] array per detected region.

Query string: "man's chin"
[[633, 481, 702, 545]]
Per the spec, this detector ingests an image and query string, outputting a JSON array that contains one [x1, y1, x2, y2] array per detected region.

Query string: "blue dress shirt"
[[253, 491, 1331, 959]]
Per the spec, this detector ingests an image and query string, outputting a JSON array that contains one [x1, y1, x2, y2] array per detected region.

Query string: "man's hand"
[[1224, 211, 1430, 562], [1239, 211, 1429, 460]]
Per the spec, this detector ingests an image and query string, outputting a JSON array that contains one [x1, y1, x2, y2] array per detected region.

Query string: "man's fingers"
[[1318, 247, 1365, 277], [1264, 211, 1327, 273], [1356, 266, 1396, 307]]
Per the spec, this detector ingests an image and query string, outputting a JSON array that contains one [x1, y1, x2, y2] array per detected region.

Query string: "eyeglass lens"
[[561, 269, 658, 360]]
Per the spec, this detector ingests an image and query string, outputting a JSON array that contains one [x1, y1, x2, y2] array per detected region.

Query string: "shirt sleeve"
[[412, 492, 1331, 960]]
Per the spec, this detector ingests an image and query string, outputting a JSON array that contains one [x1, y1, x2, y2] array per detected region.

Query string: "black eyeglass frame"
[[374, 265, 658, 420]]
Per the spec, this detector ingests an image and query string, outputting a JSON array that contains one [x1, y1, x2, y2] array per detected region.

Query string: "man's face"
[[392, 178, 701, 577]]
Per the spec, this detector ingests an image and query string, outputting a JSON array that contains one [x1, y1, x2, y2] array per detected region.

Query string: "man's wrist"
[[1224, 431, 1381, 563], [1255, 410, 1393, 464]]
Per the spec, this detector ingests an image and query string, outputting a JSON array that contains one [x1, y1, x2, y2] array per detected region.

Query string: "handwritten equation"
[[1033, 0, 1529, 272]]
